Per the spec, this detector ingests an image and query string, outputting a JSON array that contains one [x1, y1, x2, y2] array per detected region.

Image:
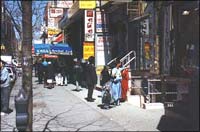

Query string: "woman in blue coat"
[[111, 59, 124, 106]]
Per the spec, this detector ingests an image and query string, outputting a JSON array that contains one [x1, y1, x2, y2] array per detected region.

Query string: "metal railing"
[[120, 50, 136, 69], [107, 50, 136, 69]]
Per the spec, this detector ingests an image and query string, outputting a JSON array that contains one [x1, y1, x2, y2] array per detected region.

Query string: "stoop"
[[143, 103, 164, 109], [128, 95, 145, 108]]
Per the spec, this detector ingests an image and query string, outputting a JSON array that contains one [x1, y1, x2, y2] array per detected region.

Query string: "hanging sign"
[[84, 10, 95, 42], [95, 34, 112, 66], [96, 11, 108, 32], [83, 42, 94, 60], [79, 1, 96, 9], [49, 8, 63, 18], [56, 1, 73, 8]]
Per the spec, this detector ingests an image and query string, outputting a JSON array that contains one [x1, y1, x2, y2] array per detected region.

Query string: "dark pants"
[[1, 86, 11, 112], [38, 71, 43, 83], [87, 84, 95, 99]]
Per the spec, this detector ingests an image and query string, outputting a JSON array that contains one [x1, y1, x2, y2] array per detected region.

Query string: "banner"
[[84, 10, 95, 42]]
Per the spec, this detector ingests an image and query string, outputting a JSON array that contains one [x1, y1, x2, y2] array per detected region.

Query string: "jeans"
[[1, 86, 11, 112]]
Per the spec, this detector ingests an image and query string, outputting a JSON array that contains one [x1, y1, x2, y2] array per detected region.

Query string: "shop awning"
[[34, 44, 50, 54], [33, 43, 73, 55], [50, 43, 73, 55]]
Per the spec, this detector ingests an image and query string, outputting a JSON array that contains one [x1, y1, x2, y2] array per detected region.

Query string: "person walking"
[[42, 59, 48, 85], [0, 60, 13, 115], [111, 59, 124, 106], [85, 56, 97, 102], [37, 59, 43, 84], [121, 67, 130, 102], [73, 58, 82, 91], [100, 65, 111, 86]]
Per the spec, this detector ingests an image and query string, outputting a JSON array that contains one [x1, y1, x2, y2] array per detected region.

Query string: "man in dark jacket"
[[85, 56, 97, 102]]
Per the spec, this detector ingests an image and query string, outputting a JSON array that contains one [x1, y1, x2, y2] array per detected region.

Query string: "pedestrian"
[[80, 58, 87, 88], [111, 59, 124, 106], [85, 56, 97, 102], [121, 67, 130, 102], [34, 60, 38, 77], [42, 59, 48, 85], [37, 59, 43, 84], [73, 58, 82, 91], [0, 59, 13, 115], [100, 65, 111, 86]]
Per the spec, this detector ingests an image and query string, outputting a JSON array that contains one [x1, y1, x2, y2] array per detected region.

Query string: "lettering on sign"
[[84, 10, 95, 42]]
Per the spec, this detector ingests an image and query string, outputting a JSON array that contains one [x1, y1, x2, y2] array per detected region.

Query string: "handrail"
[[107, 57, 117, 66], [120, 50, 134, 62], [124, 56, 136, 67], [107, 50, 136, 70]]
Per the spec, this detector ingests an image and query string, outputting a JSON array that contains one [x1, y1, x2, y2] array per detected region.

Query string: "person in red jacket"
[[121, 67, 129, 102]]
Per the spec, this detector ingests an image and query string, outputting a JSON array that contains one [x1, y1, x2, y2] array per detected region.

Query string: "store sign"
[[56, 1, 73, 8], [48, 18, 55, 28], [83, 42, 94, 60], [47, 28, 61, 37], [49, 8, 63, 18], [79, 1, 96, 9], [96, 11, 108, 33], [84, 10, 95, 42], [95, 34, 112, 66]]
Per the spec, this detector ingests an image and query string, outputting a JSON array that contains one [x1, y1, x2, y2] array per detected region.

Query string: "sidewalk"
[[1, 76, 191, 131]]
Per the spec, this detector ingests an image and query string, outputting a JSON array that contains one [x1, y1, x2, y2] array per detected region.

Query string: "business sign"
[[83, 42, 94, 60], [56, 1, 73, 8], [34, 44, 50, 54], [84, 10, 95, 42], [96, 11, 108, 33], [50, 44, 73, 55], [47, 28, 61, 37], [95, 34, 112, 66], [79, 1, 96, 9], [49, 8, 63, 18], [48, 18, 55, 28]]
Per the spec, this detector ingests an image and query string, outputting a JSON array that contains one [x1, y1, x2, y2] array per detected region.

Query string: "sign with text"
[[56, 1, 73, 8], [49, 8, 63, 18], [83, 42, 94, 60], [79, 1, 96, 9], [95, 34, 112, 66], [84, 10, 95, 42], [47, 28, 61, 37], [96, 11, 108, 33]]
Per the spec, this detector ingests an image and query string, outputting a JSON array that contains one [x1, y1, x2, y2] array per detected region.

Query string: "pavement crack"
[[42, 106, 75, 132]]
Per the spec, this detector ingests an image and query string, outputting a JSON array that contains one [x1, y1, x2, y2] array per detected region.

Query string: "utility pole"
[[21, 1, 33, 131]]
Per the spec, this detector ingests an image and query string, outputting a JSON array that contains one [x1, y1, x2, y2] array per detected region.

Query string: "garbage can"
[[15, 89, 28, 131]]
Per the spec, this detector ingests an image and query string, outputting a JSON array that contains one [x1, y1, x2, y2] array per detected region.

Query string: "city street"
[[1, 75, 192, 131]]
